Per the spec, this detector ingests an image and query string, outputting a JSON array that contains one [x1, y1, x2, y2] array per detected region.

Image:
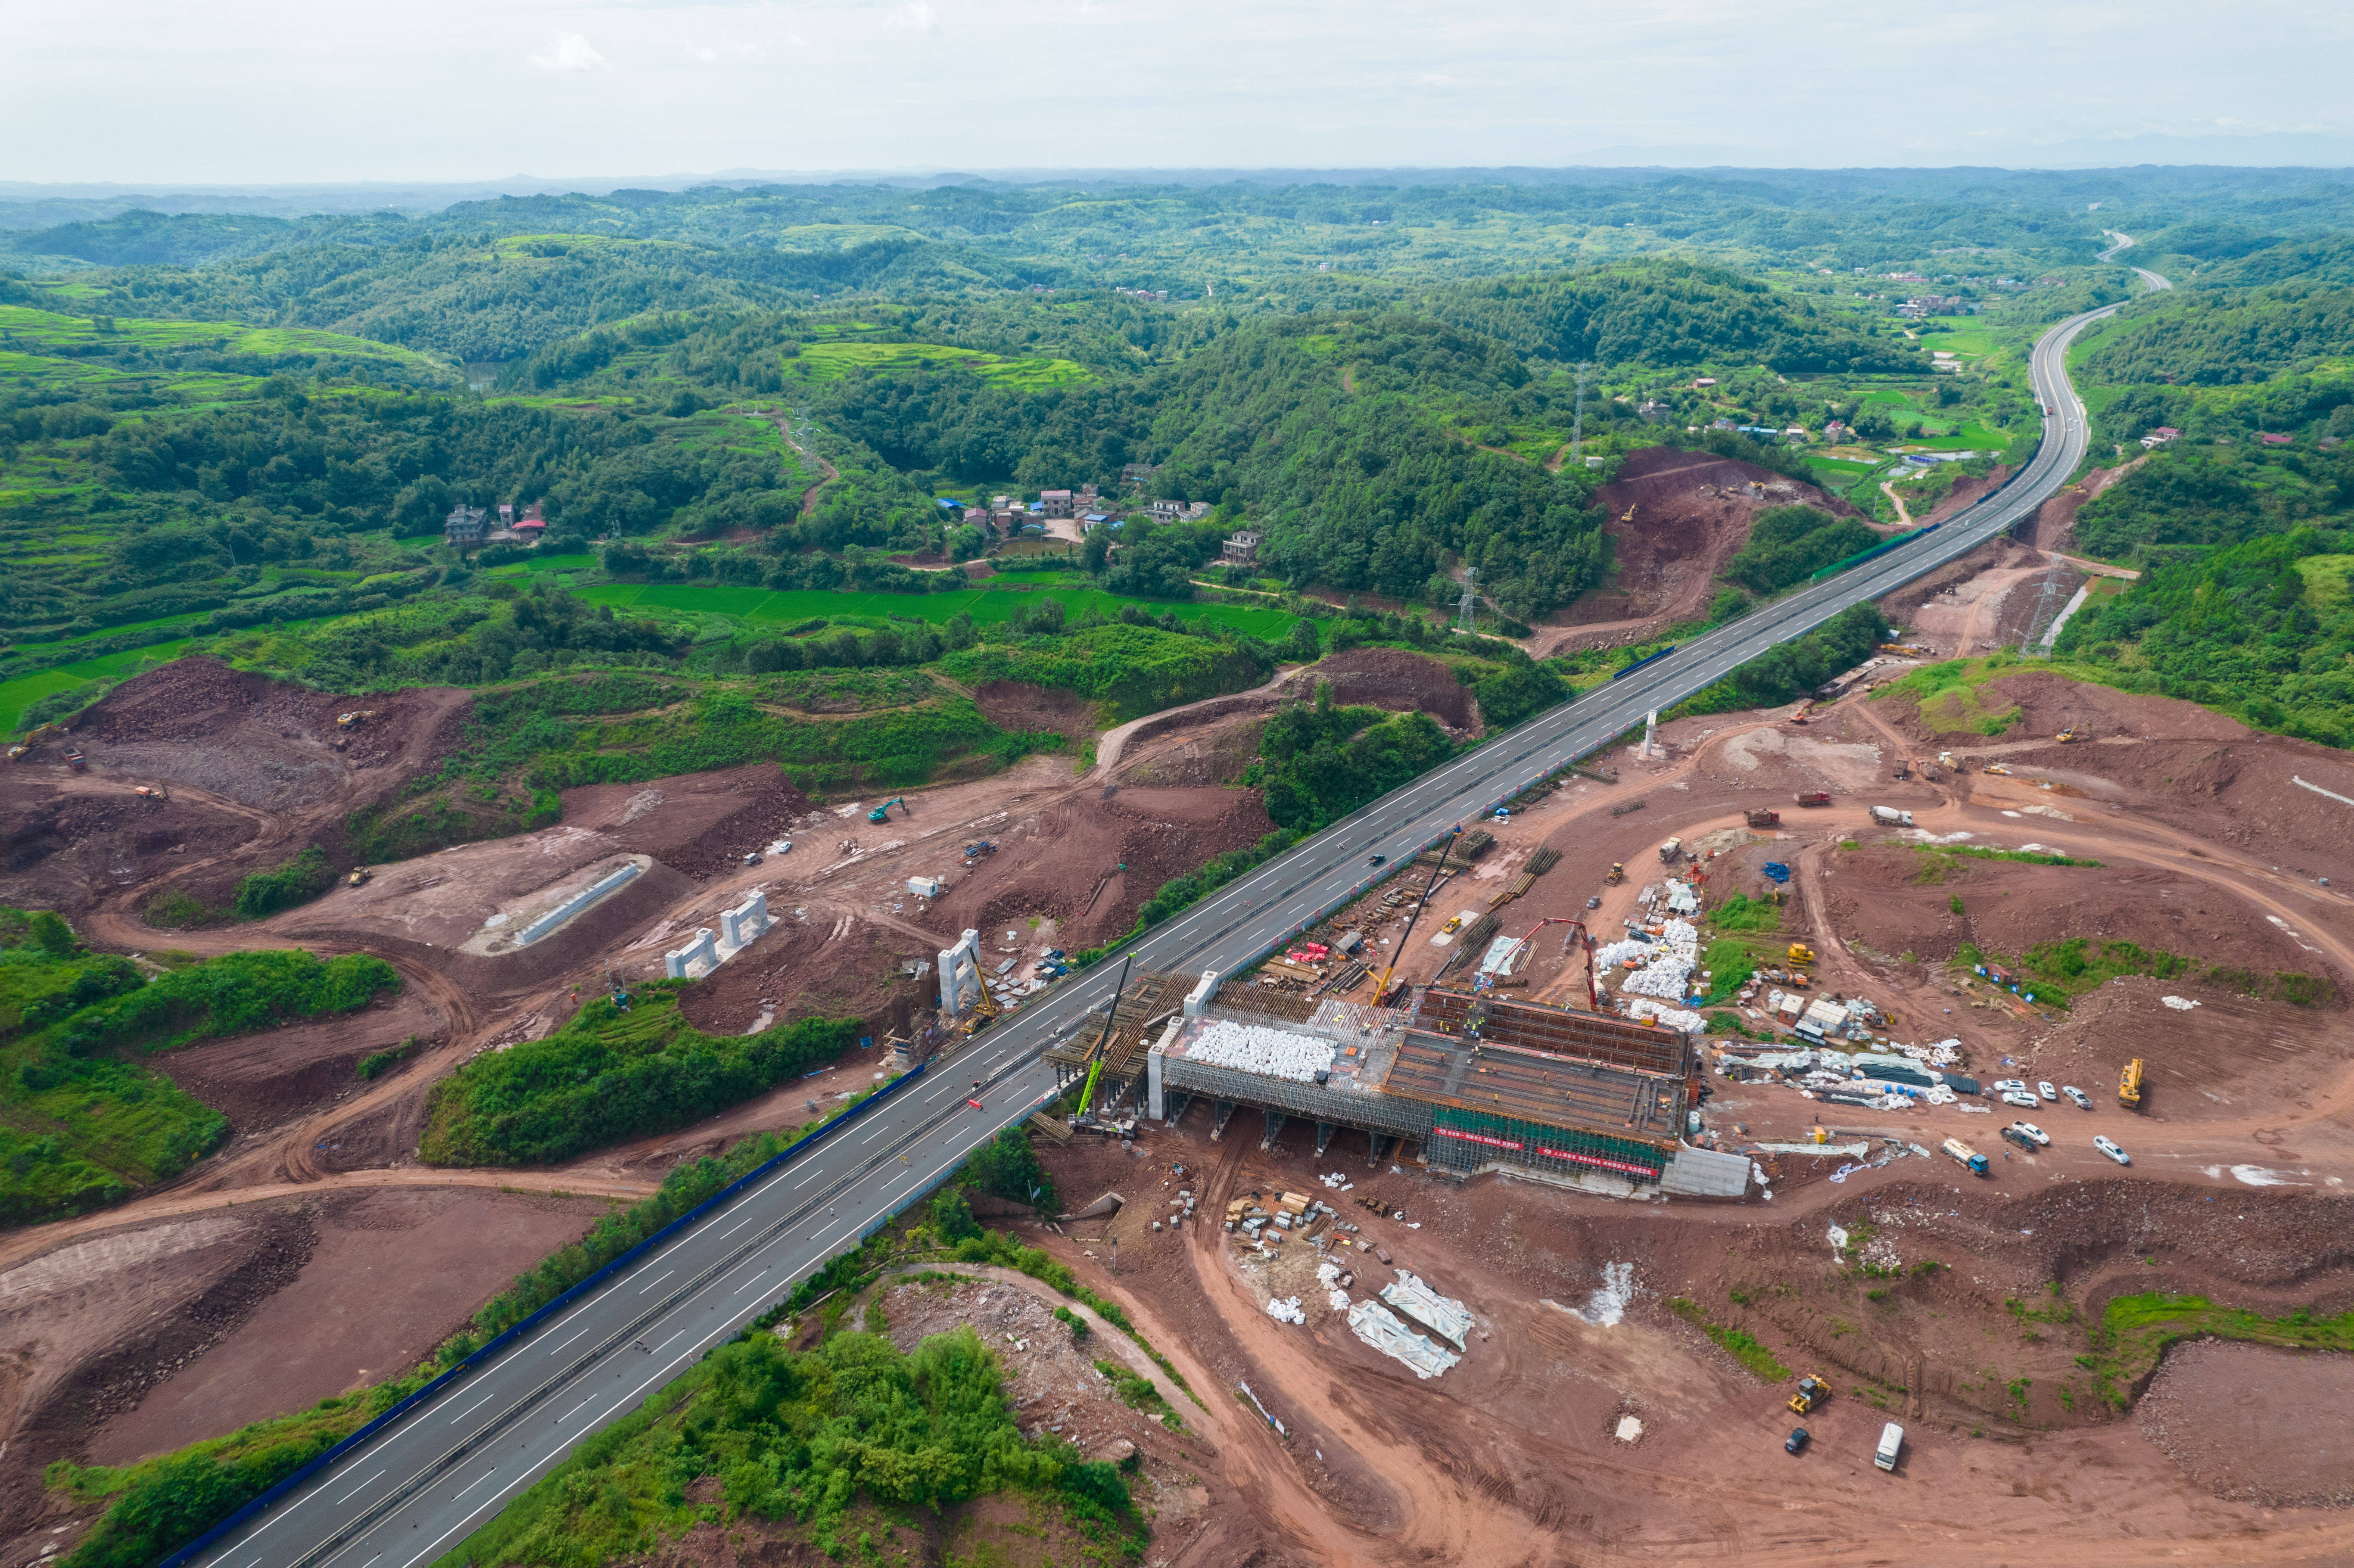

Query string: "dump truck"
[[1875, 1422, 1905, 1472], [2118, 1057, 2145, 1111], [1658, 837, 1683, 863], [1793, 791, 1831, 807], [1868, 805, 1914, 827], [1940, 1137, 1990, 1176], [1744, 809, 1782, 829], [1788, 1374, 1830, 1415]]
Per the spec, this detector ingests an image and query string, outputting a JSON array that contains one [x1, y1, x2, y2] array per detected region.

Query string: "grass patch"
[[2, 920, 398, 1225], [418, 983, 863, 1166], [2078, 1294, 2354, 1412], [1667, 1297, 1791, 1381], [1955, 936, 2331, 1011]]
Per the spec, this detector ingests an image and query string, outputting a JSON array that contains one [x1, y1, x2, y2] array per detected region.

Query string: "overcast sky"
[[6, 0, 2351, 185]]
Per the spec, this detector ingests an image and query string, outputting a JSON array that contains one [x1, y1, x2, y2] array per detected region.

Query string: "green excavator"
[[867, 796, 906, 824]]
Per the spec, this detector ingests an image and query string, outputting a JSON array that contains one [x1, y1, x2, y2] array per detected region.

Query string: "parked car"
[[1991, 1079, 2028, 1095], [2008, 1120, 2050, 1146], [2037, 1081, 2058, 1102], [1586, 895, 1602, 910], [2000, 1091, 2039, 1109], [2094, 1135, 2131, 1166], [1786, 1426, 1810, 1454], [2062, 1085, 2093, 1111]]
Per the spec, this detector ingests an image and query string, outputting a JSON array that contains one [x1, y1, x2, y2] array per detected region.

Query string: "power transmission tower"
[[1455, 568, 1479, 635], [1570, 361, 1591, 467]]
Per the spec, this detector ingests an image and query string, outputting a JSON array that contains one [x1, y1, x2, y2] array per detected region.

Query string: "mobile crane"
[[1072, 951, 1137, 1124]]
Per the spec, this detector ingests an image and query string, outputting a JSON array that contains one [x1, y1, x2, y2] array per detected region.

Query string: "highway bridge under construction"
[[1049, 973, 1751, 1198]]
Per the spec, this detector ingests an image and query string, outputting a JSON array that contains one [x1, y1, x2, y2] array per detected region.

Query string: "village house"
[[1222, 530, 1262, 566]]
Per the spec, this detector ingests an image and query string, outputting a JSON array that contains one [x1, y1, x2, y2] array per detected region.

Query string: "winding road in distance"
[[189, 250, 2170, 1568]]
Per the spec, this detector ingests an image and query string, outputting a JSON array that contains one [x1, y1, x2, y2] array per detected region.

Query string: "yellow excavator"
[[2056, 725, 2085, 744], [2118, 1057, 2145, 1111]]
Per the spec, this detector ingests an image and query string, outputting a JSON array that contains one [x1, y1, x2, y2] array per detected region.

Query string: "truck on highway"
[[1868, 805, 1915, 827], [1941, 1137, 1990, 1176], [1875, 1422, 1904, 1472]]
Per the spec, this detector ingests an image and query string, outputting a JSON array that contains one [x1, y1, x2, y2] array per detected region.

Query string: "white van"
[[1875, 1421, 1904, 1472]]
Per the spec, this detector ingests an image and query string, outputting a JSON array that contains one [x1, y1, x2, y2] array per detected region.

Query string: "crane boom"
[[1370, 827, 1462, 1008], [1074, 950, 1136, 1121]]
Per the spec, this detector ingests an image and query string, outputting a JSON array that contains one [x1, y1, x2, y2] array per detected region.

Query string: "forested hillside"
[[1425, 261, 1918, 372]]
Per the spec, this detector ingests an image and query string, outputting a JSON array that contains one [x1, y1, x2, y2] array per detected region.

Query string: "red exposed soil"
[[924, 784, 1277, 951], [2029, 457, 2146, 553], [1287, 647, 1476, 730], [671, 913, 927, 1043], [562, 764, 813, 880], [85, 1187, 608, 1465], [0, 657, 470, 915], [1874, 534, 2043, 631], [968, 680, 1102, 743], [1531, 447, 1859, 656], [153, 988, 447, 1139], [2139, 1341, 2354, 1507]]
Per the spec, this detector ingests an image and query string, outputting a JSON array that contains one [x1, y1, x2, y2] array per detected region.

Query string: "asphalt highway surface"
[[195, 266, 2163, 1568]]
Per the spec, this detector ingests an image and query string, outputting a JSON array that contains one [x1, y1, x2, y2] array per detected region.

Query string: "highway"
[[189, 265, 2163, 1568]]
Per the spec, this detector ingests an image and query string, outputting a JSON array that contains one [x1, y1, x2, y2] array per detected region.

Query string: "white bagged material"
[[1189, 1020, 1337, 1083], [1265, 1295, 1306, 1324]]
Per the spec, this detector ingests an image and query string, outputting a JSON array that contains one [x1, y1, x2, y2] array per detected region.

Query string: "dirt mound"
[[1915, 463, 2013, 527], [671, 913, 923, 1043], [969, 680, 1101, 743], [0, 775, 268, 915], [1536, 446, 1858, 654], [70, 658, 470, 812], [1290, 647, 1475, 729], [2139, 1341, 2354, 1507], [563, 765, 813, 880], [153, 989, 445, 1139], [925, 784, 1277, 950]]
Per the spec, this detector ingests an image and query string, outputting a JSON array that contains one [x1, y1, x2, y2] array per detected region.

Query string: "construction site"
[[5, 446, 2354, 1568]]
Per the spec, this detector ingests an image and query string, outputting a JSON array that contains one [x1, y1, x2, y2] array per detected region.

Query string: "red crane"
[[1512, 916, 1600, 1011]]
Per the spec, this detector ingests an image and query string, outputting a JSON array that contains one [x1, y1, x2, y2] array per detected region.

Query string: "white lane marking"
[[453, 1468, 500, 1500], [559, 1391, 600, 1422], [334, 1468, 387, 1505], [792, 1167, 824, 1189], [638, 1269, 673, 1293], [547, 1320, 598, 1356], [448, 1384, 503, 1423], [717, 1211, 759, 1238], [734, 1266, 771, 1294]]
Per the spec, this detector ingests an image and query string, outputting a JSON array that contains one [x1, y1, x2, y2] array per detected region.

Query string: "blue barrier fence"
[[1610, 644, 1677, 681], [154, 1061, 931, 1568]]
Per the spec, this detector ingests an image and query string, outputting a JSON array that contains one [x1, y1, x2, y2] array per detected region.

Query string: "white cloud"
[[687, 39, 765, 63], [528, 33, 607, 72], [883, 3, 938, 32]]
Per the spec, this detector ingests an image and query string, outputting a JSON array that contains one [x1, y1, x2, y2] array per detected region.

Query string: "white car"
[[2062, 1085, 2093, 1111], [2000, 1091, 2039, 1109], [1991, 1079, 2028, 1095], [2008, 1120, 2050, 1146], [2037, 1081, 2057, 1102], [2093, 1135, 2131, 1166]]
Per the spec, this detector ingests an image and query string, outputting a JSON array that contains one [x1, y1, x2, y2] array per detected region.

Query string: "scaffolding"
[[1045, 970, 1190, 1112], [1414, 987, 1691, 1076], [1385, 1033, 1686, 1159]]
